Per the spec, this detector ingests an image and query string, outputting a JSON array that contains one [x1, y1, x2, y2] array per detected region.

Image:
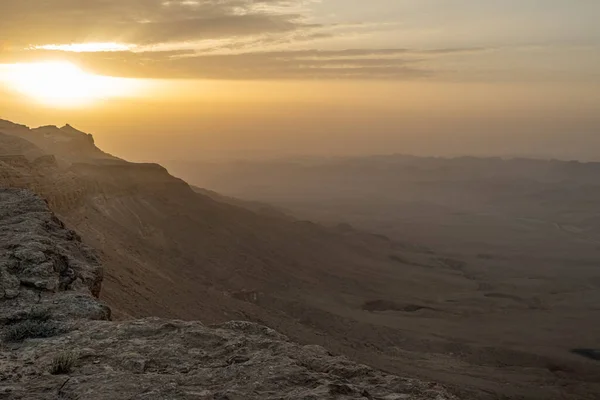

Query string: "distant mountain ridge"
[[168, 153, 600, 189]]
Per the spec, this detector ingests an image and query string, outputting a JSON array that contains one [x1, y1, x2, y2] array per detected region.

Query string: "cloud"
[[0, 0, 499, 81], [0, 47, 446, 79], [0, 0, 318, 47]]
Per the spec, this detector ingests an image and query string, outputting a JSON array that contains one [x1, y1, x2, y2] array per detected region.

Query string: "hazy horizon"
[[1, 1, 599, 162]]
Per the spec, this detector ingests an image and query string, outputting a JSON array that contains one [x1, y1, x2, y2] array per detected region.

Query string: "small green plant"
[[50, 351, 77, 375], [3, 319, 59, 343]]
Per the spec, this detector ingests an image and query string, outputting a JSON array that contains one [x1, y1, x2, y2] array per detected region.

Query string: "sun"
[[1, 61, 140, 107]]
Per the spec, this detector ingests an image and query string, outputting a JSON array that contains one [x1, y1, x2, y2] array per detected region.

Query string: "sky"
[[1, 0, 600, 161]]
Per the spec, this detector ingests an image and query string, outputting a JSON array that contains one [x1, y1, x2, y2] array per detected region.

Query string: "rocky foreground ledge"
[[0, 188, 455, 400]]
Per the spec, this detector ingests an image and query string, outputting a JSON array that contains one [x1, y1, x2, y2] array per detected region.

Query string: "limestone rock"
[[1, 318, 455, 400]]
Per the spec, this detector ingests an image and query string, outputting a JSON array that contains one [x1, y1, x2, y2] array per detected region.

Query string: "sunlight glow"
[[35, 42, 134, 52], [0, 61, 143, 107]]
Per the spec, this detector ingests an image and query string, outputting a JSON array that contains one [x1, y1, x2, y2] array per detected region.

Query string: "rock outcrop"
[[0, 189, 107, 322], [0, 188, 456, 400], [0, 120, 119, 165]]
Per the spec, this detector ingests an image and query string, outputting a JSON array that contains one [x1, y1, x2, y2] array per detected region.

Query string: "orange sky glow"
[[1, 1, 599, 161]]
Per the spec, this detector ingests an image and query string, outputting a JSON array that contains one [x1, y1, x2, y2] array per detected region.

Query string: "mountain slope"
[[1, 121, 599, 400], [0, 188, 454, 400]]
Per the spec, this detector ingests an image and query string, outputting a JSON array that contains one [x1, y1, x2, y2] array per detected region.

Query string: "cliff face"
[[0, 130, 190, 213], [0, 188, 108, 322], [0, 188, 455, 400], [0, 120, 118, 165]]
